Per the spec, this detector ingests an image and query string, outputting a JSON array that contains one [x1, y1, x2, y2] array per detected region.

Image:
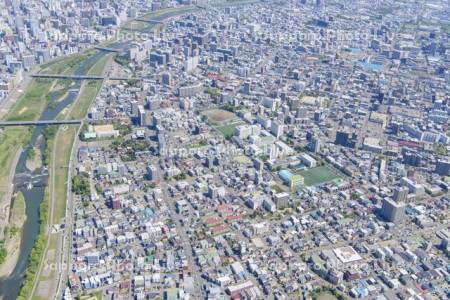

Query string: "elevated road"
[[135, 19, 164, 24], [94, 46, 121, 53], [0, 120, 82, 127]]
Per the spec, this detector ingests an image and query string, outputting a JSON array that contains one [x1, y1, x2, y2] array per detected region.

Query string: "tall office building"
[[270, 121, 284, 139], [161, 72, 172, 86], [314, 111, 322, 122], [309, 136, 321, 153], [138, 105, 150, 127], [243, 81, 251, 94], [184, 56, 199, 73], [335, 129, 357, 148], [380, 198, 406, 223], [147, 165, 158, 181], [402, 149, 422, 167], [435, 160, 450, 176], [393, 187, 409, 203]]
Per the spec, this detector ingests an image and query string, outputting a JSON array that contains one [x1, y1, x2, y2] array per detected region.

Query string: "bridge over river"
[[0, 119, 82, 127], [31, 74, 140, 81]]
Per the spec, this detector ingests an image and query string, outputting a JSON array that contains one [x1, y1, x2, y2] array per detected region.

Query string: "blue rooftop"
[[278, 169, 293, 181]]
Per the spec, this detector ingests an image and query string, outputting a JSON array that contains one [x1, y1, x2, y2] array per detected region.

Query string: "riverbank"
[[25, 146, 43, 172], [0, 192, 27, 278]]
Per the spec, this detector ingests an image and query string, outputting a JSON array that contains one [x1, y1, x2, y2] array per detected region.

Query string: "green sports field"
[[296, 166, 341, 186], [214, 121, 244, 138]]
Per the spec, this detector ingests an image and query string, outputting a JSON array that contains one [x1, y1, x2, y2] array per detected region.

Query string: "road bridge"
[[0, 120, 82, 127], [135, 19, 164, 24], [31, 74, 140, 81], [94, 46, 121, 53]]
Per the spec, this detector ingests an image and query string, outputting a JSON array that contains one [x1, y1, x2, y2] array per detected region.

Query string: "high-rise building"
[[314, 111, 322, 122], [243, 81, 251, 94], [270, 121, 284, 138], [253, 158, 264, 172], [393, 187, 409, 203], [147, 165, 158, 181], [335, 129, 357, 148], [138, 105, 148, 127], [149, 52, 166, 65], [161, 72, 172, 86], [435, 160, 450, 176], [290, 98, 301, 110], [380, 198, 406, 223], [296, 107, 307, 118], [184, 56, 199, 73], [208, 185, 218, 199], [402, 148, 422, 167], [273, 192, 289, 209], [206, 156, 214, 168]]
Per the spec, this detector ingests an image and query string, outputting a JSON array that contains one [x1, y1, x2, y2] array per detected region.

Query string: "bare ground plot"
[[202, 109, 236, 124], [317, 293, 338, 300], [35, 280, 52, 299]]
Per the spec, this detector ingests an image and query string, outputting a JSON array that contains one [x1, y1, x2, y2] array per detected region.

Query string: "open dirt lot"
[[202, 109, 235, 124]]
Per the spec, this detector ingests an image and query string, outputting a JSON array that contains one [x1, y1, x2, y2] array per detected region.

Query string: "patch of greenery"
[[72, 173, 90, 196], [6, 78, 54, 122], [434, 143, 447, 156], [126, 79, 139, 87], [42, 125, 59, 166], [114, 54, 131, 66], [258, 154, 269, 162], [214, 122, 244, 139], [172, 172, 187, 181], [112, 137, 150, 161], [114, 123, 133, 136], [0, 241, 7, 265], [188, 140, 208, 148], [0, 127, 29, 175], [205, 87, 220, 98], [310, 286, 347, 300], [270, 184, 284, 193], [295, 166, 341, 186], [27, 147, 36, 160], [221, 104, 238, 112], [112, 138, 150, 152]]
